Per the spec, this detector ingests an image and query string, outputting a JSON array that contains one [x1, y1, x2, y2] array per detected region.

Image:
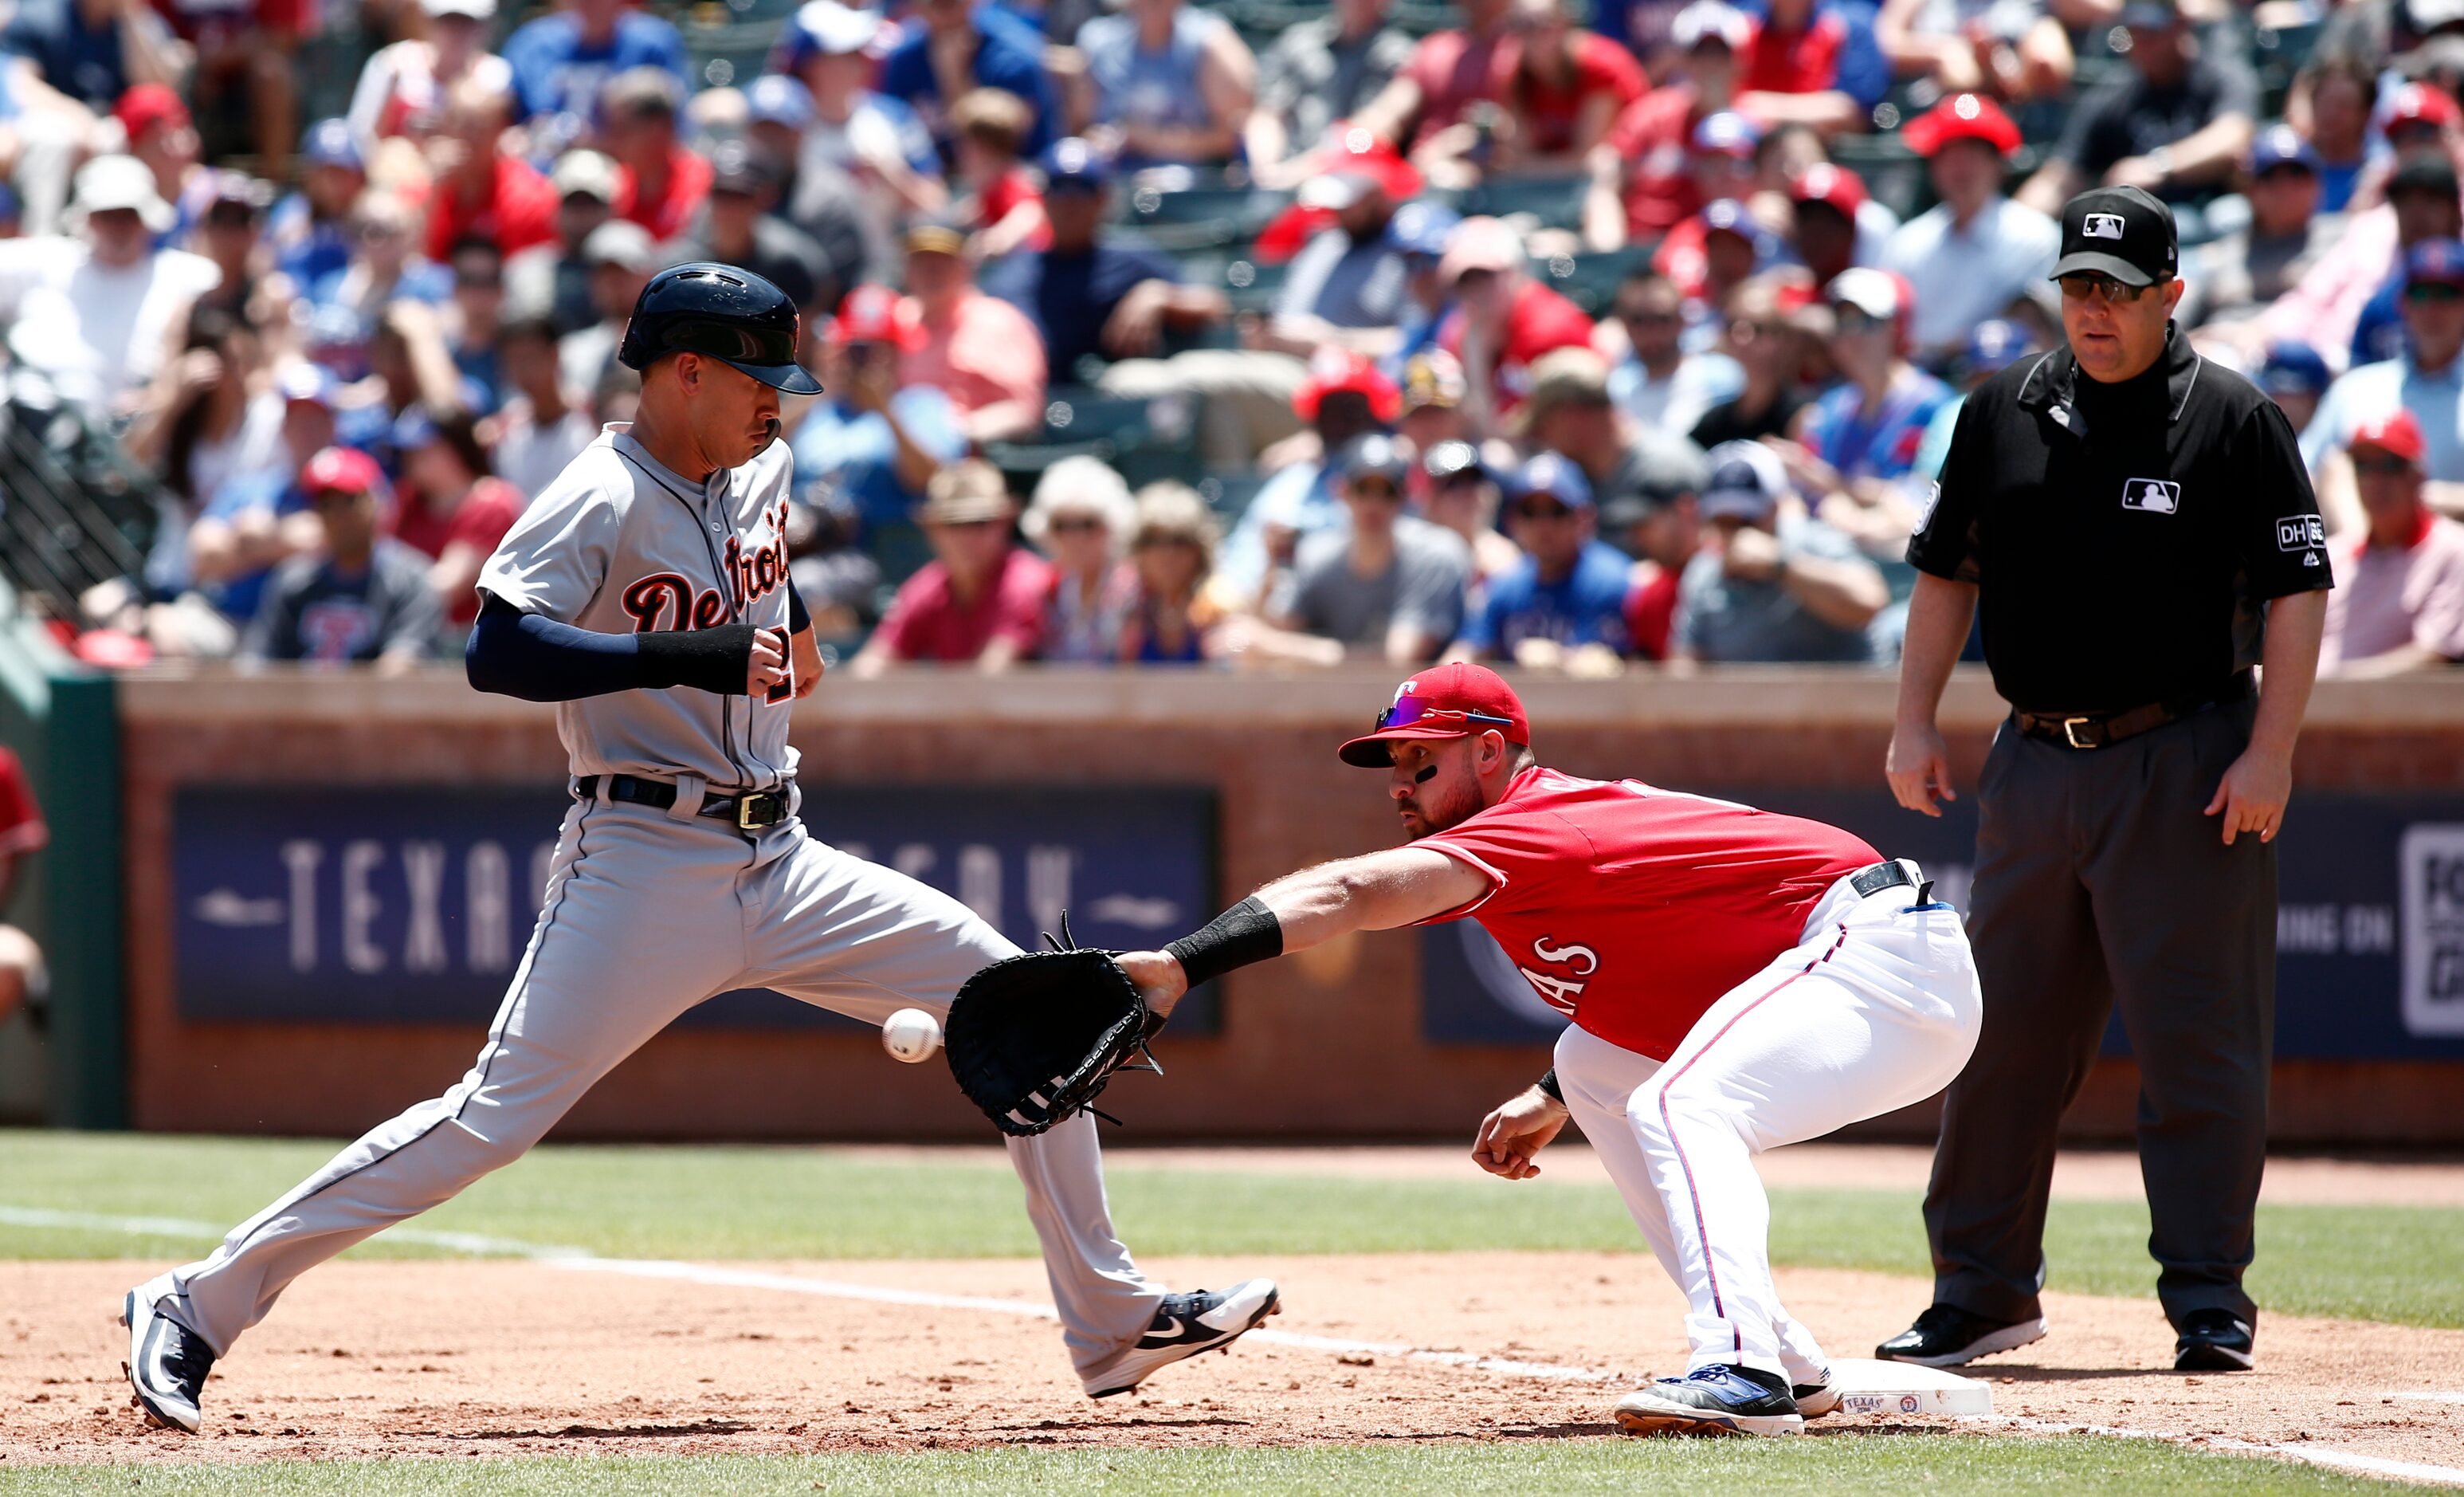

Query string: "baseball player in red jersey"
[[1119, 662, 1984, 1436]]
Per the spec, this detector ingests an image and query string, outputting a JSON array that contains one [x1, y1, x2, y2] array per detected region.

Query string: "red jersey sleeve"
[[1576, 33, 1648, 111], [991, 551, 1054, 653], [0, 748, 46, 857], [1414, 801, 1593, 922], [448, 479, 525, 555]]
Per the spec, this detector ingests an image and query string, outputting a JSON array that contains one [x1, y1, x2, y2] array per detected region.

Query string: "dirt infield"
[[6, 1254, 2455, 1471]]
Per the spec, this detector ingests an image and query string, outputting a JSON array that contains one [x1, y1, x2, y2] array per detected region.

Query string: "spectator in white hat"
[[1024, 455, 1139, 663], [779, 0, 945, 221], [0, 153, 219, 412]]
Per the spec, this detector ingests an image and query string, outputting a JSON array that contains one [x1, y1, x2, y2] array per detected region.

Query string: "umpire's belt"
[[574, 773, 790, 831], [2012, 671, 2252, 751]]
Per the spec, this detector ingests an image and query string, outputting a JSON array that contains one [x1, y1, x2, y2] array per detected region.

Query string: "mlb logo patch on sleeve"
[[2278, 515, 2327, 552], [2121, 478, 2180, 513]]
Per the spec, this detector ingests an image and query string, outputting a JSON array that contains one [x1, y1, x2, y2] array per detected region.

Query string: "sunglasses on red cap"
[[1372, 696, 1519, 733]]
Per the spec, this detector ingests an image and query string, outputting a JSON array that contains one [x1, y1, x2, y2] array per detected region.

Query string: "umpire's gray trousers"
[[1925, 697, 2274, 1329]]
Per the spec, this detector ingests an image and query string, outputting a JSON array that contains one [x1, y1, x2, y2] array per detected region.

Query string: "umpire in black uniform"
[[1877, 187, 2331, 1373]]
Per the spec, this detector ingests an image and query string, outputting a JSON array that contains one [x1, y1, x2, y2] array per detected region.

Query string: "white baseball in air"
[[881, 1008, 942, 1063]]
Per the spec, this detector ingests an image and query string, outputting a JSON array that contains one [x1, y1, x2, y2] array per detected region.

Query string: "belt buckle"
[[2062, 716, 2102, 750], [736, 792, 778, 831]]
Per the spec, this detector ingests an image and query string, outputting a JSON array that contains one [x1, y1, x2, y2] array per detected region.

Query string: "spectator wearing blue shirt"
[[500, 0, 686, 154], [4, 0, 186, 116], [879, 0, 1060, 155], [2305, 240, 2464, 531], [790, 285, 967, 530], [270, 120, 363, 292], [979, 139, 1293, 463], [1449, 452, 1634, 668], [1075, 0, 1255, 170], [1733, 0, 1889, 137]]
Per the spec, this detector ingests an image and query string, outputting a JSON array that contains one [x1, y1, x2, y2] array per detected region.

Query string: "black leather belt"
[[1850, 857, 1933, 905], [2013, 672, 2252, 751], [575, 773, 790, 831]]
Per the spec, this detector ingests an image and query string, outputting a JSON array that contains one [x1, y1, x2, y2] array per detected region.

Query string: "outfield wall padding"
[[117, 666, 2464, 1145]]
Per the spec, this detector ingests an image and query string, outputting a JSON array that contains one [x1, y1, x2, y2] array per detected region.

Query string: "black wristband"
[[1163, 894, 1283, 989], [1536, 1067, 1564, 1103], [637, 623, 758, 694]]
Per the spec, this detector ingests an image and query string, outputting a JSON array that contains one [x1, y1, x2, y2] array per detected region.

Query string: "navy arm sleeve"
[[466, 591, 646, 701], [787, 577, 810, 635]]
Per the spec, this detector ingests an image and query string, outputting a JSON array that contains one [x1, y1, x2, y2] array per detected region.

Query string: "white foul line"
[[1994, 1416, 2464, 1488], [12, 1203, 2463, 1482]]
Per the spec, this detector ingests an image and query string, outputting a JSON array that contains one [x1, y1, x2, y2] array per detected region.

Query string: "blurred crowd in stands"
[[0, 0, 2457, 678]]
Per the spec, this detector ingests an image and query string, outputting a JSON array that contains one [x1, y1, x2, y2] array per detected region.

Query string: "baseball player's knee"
[[1630, 1077, 1745, 1151]]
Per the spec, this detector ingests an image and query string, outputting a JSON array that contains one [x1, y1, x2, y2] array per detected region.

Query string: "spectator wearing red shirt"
[[1435, 216, 1595, 434], [1493, 0, 1644, 175], [388, 406, 524, 629], [1598, 0, 1752, 244], [1354, 0, 1516, 158], [900, 222, 1047, 444], [1654, 193, 1781, 310], [853, 459, 1053, 674], [602, 67, 712, 242], [422, 77, 559, 264], [0, 745, 45, 1028], [1735, 0, 1891, 138]]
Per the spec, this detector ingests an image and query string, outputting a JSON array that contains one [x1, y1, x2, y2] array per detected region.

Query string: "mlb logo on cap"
[[2084, 213, 2125, 240]]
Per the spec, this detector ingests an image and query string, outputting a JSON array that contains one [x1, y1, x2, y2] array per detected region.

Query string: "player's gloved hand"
[[1473, 1086, 1570, 1181], [747, 627, 787, 697], [1113, 950, 1189, 1020]]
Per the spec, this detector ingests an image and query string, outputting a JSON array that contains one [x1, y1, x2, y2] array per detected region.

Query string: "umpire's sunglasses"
[[1374, 697, 1517, 732]]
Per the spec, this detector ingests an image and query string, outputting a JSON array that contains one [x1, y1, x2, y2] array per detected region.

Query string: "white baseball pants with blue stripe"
[[1554, 869, 1983, 1380]]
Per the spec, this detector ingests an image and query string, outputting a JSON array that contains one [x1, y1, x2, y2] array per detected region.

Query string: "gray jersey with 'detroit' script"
[[479, 425, 798, 788]]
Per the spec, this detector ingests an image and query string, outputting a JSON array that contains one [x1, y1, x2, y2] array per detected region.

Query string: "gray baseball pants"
[[152, 788, 1163, 1377], [1923, 699, 2276, 1330]]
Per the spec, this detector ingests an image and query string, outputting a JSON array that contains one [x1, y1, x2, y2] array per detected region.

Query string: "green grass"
[[3, 1132, 2458, 1326], [0, 1438, 2434, 1496]]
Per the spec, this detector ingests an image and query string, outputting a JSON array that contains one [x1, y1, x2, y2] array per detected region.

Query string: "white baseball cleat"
[[1791, 1367, 1842, 1418], [121, 1279, 214, 1432], [1081, 1278, 1281, 1398], [1614, 1365, 1806, 1437]]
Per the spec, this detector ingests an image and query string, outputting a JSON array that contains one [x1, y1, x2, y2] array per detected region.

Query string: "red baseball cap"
[[1789, 162, 1866, 217], [1293, 348, 1403, 425], [116, 84, 191, 143], [1900, 92, 2022, 157], [1339, 662, 1532, 767], [829, 284, 924, 351], [301, 445, 385, 497], [2386, 81, 2462, 136], [2350, 408, 2427, 465]]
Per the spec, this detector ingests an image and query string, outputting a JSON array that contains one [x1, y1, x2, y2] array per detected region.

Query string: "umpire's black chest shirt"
[[1909, 323, 2333, 716]]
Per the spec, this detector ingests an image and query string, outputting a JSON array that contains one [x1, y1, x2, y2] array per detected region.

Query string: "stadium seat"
[[1223, 257, 1292, 315], [1530, 247, 1650, 316], [1456, 175, 1588, 230]]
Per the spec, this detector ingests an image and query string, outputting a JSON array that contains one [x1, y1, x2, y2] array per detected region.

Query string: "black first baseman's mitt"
[[944, 918, 1164, 1137]]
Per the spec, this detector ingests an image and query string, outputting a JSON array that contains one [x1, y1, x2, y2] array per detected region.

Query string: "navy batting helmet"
[[618, 261, 824, 395]]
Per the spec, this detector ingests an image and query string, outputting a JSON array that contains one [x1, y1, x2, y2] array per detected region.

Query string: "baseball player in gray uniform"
[[121, 265, 1279, 1432]]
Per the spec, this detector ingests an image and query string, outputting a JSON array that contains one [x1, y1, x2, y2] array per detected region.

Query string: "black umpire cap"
[[2050, 186, 2178, 287], [618, 262, 825, 395]]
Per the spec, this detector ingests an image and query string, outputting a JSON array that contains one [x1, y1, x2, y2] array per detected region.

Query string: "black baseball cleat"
[[1082, 1279, 1281, 1398], [1876, 1303, 2048, 1367], [122, 1285, 214, 1432], [2174, 1309, 2255, 1371], [1615, 1363, 1803, 1437]]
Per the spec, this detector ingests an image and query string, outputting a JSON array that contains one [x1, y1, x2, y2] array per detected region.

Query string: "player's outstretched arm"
[[465, 593, 787, 702], [1116, 847, 1487, 1017]]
